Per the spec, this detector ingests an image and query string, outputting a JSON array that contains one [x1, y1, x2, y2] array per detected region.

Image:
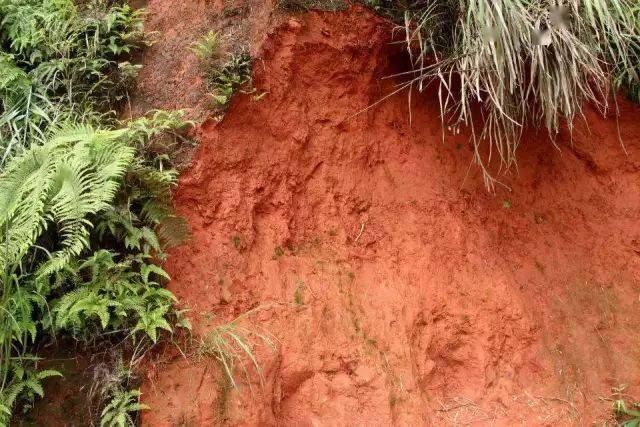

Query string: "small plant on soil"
[[189, 31, 220, 62], [88, 354, 150, 427], [209, 52, 253, 108], [613, 399, 640, 426], [272, 246, 285, 260], [197, 310, 275, 391], [0, 362, 61, 421], [294, 284, 305, 305], [189, 32, 253, 110], [610, 384, 640, 427], [100, 389, 149, 427]]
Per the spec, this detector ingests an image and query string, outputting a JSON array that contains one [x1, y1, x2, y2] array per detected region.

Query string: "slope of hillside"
[[135, 2, 640, 425]]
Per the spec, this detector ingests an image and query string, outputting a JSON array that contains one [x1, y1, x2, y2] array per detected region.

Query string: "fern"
[[208, 52, 253, 107], [0, 0, 146, 163], [0, 1, 192, 423], [189, 31, 220, 61], [0, 124, 134, 274], [96, 110, 193, 257], [0, 358, 61, 426], [50, 250, 177, 343], [0, 124, 134, 424], [100, 389, 149, 427], [0, 112, 191, 423]]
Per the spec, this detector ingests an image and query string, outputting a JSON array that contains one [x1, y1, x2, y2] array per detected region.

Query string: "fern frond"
[[0, 123, 134, 275]]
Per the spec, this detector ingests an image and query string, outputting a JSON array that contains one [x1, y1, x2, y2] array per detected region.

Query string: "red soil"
[[139, 3, 640, 426]]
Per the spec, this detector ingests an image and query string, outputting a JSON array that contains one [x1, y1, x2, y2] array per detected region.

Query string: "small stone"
[[219, 287, 232, 304], [288, 19, 302, 32]]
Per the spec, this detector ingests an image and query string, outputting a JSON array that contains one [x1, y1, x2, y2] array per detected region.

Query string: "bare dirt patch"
[[132, 2, 640, 425]]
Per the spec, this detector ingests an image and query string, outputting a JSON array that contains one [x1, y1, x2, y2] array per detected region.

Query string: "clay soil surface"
[[133, 1, 640, 425]]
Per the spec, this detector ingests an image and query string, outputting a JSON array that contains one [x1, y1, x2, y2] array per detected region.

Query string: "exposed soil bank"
[[140, 3, 640, 426]]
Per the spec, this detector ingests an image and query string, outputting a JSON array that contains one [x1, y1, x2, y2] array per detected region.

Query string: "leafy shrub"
[[100, 389, 149, 427], [209, 52, 253, 107], [0, 113, 191, 424], [376, 0, 640, 189], [189, 31, 220, 62], [0, 1, 194, 424], [0, 0, 146, 165]]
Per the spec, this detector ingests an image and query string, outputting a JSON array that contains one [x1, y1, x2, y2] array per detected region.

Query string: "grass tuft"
[[379, 0, 640, 189], [197, 310, 275, 392]]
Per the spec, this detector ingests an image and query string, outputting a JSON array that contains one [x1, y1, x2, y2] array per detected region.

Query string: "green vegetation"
[[294, 284, 305, 305], [197, 311, 275, 391], [272, 245, 285, 260], [611, 385, 640, 427], [0, 363, 61, 422], [277, 0, 347, 12], [0, 0, 146, 164], [87, 354, 147, 427], [0, 111, 192, 425], [190, 31, 253, 109], [366, 0, 640, 189], [189, 30, 220, 62], [618, 4, 640, 103], [3, 0, 637, 424], [614, 398, 640, 426], [0, 0, 192, 424], [209, 52, 253, 107], [100, 390, 149, 427]]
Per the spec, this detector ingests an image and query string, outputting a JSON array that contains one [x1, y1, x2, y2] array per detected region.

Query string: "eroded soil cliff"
[[136, 1, 640, 425]]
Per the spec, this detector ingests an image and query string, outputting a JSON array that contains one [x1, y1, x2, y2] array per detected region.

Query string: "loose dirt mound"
[[140, 4, 640, 426]]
